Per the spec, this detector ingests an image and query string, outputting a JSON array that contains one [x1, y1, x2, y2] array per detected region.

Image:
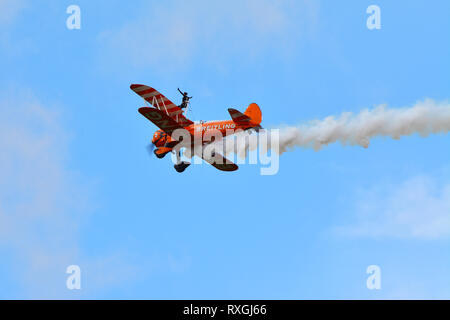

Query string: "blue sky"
[[0, 0, 449, 299]]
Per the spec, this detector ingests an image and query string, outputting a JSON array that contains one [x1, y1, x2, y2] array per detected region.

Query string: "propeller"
[[146, 143, 156, 157]]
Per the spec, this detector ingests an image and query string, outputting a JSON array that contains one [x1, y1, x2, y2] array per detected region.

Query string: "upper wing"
[[138, 107, 184, 136], [131, 84, 193, 127]]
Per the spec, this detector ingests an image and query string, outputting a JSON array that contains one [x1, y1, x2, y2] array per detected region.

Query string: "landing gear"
[[173, 148, 190, 173], [154, 148, 170, 159], [174, 161, 191, 173]]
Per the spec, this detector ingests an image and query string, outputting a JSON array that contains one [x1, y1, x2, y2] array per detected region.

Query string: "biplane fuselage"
[[151, 117, 260, 152], [131, 84, 262, 172]]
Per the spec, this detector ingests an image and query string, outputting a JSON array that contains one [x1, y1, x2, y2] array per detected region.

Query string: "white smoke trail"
[[221, 99, 450, 157], [276, 99, 450, 153]]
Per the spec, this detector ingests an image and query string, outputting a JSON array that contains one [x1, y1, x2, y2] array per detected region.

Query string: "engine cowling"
[[152, 130, 168, 147]]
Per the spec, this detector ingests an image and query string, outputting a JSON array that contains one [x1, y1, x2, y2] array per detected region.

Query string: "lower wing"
[[195, 146, 238, 172]]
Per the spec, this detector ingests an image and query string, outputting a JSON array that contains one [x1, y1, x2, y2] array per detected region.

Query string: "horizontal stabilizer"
[[228, 108, 251, 124], [228, 103, 262, 126]]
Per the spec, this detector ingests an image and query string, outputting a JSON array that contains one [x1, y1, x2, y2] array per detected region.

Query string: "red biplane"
[[131, 84, 262, 173]]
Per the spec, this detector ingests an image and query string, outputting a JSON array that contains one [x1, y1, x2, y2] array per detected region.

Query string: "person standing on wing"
[[177, 88, 192, 109]]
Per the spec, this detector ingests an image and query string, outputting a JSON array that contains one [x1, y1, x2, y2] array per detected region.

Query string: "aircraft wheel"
[[174, 161, 191, 173], [154, 149, 169, 159]]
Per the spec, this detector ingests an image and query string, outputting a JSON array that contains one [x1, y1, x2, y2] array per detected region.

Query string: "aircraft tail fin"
[[228, 103, 262, 126], [244, 103, 262, 125]]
